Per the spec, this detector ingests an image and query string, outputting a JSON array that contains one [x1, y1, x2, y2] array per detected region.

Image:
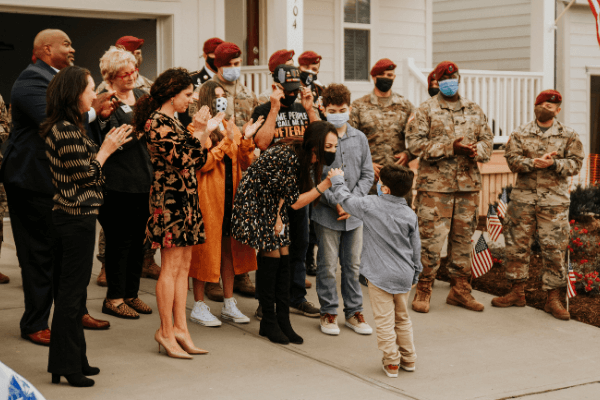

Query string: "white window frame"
[[341, 0, 373, 82]]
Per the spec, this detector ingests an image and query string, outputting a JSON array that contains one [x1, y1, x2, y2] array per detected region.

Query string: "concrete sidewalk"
[[1, 223, 599, 400]]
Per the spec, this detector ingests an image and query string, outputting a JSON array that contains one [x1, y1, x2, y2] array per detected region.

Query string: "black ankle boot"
[[52, 373, 95, 387], [275, 255, 303, 344], [257, 256, 289, 345], [82, 366, 100, 376]]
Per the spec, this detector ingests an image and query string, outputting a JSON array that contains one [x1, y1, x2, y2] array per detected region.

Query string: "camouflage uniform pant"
[[504, 202, 569, 290], [96, 228, 156, 263], [0, 183, 6, 257], [415, 191, 479, 281]]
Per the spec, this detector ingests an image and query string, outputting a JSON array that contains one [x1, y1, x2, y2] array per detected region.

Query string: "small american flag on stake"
[[567, 262, 577, 299], [497, 188, 508, 219], [486, 205, 503, 242], [471, 233, 493, 279], [589, 0, 600, 46]]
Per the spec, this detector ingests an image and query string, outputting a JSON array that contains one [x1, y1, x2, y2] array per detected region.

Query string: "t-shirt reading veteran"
[[251, 102, 309, 145]]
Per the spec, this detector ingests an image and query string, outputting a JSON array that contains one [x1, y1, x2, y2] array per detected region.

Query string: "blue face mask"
[[439, 78, 459, 97], [377, 182, 383, 196], [326, 112, 349, 129], [222, 66, 241, 82]]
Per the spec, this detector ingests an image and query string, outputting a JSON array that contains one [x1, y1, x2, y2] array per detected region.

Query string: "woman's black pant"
[[98, 191, 150, 300], [48, 210, 96, 375]]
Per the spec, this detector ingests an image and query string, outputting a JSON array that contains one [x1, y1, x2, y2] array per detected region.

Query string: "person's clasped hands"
[[534, 151, 557, 169], [453, 136, 477, 158]]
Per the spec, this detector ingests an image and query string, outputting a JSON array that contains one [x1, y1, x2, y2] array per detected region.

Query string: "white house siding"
[[303, 0, 429, 102], [432, 0, 531, 71]]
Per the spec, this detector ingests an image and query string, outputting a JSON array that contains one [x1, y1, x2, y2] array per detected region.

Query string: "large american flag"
[[497, 188, 508, 219], [589, 0, 600, 46], [486, 205, 503, 242], [471, 233, 493, 278], [567, 262, 577, 299]]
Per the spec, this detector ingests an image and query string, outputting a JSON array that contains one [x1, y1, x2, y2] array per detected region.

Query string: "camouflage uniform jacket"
[[0, 94, 10, 163], [406, 94, 493, 193], [349, 91, 415, 167], [504, 119, 584, 206], [190, 75, 258, 131]]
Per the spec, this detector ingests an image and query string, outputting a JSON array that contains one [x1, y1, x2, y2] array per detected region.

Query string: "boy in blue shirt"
[[328, 164, 421, 378]]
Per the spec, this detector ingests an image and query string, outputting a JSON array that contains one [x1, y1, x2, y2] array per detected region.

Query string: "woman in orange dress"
[[188, 80, 264, 326]]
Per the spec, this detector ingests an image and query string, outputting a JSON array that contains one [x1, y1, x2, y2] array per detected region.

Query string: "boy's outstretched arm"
[[329, 172, 369, 220]]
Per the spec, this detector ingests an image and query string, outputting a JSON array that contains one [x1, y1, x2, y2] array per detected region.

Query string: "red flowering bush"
[[569, 220, 600, 296]]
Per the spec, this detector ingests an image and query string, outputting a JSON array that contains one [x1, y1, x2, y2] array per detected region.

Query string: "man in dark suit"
[[2, 29, 114, 346]]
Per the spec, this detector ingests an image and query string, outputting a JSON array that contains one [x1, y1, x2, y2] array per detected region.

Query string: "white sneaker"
[[345, 312, 373, 335], [190, 301, 221, 327], [320, 313, 340, 335], [221, 298, 250, 324]]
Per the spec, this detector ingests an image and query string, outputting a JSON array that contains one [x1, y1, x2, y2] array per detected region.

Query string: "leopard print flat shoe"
[[124, 297, 153, 314], [102, 299, 140, 319]]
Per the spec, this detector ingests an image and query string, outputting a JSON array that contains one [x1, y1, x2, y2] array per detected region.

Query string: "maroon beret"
[[268, 49, 295, 73], [431, 61, 459, 81], [203, 37, 224, 55], [116, 36, 144, 53], [535, 90, 562, 106], [214, 42, 242, 68], [427, 70, 436, 88], [370, 58, 397, 77], [298, 51, 322, 66]]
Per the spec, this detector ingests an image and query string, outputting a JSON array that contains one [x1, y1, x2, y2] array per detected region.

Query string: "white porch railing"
[[404, 58, 544, 143], [240, 65, 271, 97]]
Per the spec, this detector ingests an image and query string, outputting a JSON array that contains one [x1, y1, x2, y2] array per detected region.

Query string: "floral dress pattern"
[[231, 145, 300, 252], [144, 111, 208, 248]]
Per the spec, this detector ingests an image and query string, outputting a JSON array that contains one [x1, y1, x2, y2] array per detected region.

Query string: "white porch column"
[[266, 0, 303, 63], [530, 0, 556, 89]]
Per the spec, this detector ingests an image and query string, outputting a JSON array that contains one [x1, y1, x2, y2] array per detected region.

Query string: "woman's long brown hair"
[[196, 80, 226, 146], [39, 66, 91, 139]]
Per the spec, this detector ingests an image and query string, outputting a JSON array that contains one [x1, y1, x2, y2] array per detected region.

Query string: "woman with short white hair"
[[96, 46, 154, 319]]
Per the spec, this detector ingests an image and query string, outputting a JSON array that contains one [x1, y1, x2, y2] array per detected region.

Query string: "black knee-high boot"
[[275, 255, 303, 344], [258, 256, 289, 344]]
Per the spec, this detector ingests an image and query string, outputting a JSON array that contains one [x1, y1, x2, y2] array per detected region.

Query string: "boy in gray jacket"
[[328, 164, 421, 378]]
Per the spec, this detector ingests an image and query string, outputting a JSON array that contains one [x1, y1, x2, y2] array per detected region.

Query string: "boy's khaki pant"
[[368, 283, 416, 366]]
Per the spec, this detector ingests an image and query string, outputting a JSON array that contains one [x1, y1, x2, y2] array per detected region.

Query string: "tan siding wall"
[[304, 0, 336, 86], [432, 0, 531, 71]]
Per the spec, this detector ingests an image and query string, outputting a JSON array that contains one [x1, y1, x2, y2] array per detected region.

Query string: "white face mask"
[[215, 97, 228, 113], [222, 66, 241, 82], [326, 112, 349, 128]]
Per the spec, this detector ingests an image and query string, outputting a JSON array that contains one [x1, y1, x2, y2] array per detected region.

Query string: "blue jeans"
[[288, 206, 309, 307], [314, 222, 363, 319]]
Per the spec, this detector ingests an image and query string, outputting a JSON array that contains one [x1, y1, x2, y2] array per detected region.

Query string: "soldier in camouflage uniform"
[[349, 59, 415, 202], [492, 90, 584, 321], [0, 94, 9, 283], [189, 42, 259, 135], [407, 61, 493, 313]]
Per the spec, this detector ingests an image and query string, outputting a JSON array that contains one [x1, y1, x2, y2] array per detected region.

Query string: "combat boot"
[[412, 280, 433, 313], [491, 282, 526, 307], [446, 277, 484, 312], [204, 281, 224, 302], [544, 289, 570, 321], [141, 257, 161, 280], [96, 263, 107, 287]]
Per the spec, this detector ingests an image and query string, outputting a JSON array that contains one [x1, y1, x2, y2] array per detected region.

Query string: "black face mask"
[[280, 93, 297, 107], [428, 87, 440, 97], [375, 77, 393, 93], [323, 151, 336, 166], [300, 71, 316, 86], [206, 56, 217, 72]]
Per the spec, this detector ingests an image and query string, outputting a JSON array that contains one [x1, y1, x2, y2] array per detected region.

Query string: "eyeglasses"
[[116, 68, 138, 80]]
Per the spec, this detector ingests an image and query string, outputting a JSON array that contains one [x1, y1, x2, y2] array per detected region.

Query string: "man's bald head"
[[33, 29, 75, 70]]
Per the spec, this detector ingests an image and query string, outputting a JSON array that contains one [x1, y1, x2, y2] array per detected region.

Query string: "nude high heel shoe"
[[173, 331, 209, 355], [154, 329, 193, 359]]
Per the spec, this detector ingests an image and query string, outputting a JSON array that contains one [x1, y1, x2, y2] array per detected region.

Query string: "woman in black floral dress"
[[133, 68, 224, 359], [232, 121, 342, 345]]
